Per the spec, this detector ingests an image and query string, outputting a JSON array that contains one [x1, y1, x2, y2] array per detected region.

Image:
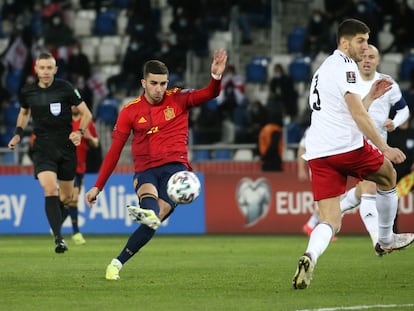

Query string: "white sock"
[[306, 212, 320, 229], [376, 188, 398, 246], [111, 258, 123, 270], [305, 222, 333, 264], [359, 194, 378, 247], [340, 187, 360, 213]]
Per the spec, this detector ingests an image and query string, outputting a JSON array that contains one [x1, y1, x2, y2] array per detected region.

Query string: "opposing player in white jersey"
[[339, 44, 409, 247], [302, 45, 410, 247], [292, 18, 414, 290]]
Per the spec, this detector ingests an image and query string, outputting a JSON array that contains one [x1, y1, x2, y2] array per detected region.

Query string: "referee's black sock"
[[45, 196, 63, 240]]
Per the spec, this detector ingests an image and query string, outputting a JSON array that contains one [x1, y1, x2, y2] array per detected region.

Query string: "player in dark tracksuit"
[[8, 52, 92, 253]]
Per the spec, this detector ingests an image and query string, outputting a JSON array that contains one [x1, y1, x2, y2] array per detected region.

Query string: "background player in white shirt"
[[292, 19, 414, 290], [302, 45, 410, 247], [340, 44, 409, 246]]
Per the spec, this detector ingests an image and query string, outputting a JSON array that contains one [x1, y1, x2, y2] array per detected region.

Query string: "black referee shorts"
[[32, 140, 77, 181]]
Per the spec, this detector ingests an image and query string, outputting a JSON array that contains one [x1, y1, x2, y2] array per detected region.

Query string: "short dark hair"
[[37, 51, 55, 61], [143, 60, 169, 78], [336, 18, 370, 44]]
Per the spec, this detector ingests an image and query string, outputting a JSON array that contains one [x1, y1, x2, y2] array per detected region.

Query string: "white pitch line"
[[295, 304, 414, 311]]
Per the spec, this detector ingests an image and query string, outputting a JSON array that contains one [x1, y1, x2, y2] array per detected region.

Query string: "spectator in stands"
[[155, 39, 185, 88], [75, 76, 94, 111], [258, 123, 283, 171], [216, 64, 249, 143], [106, 37, 151, 96], [169, 6, 194, 54], [351, 0, 383, 47], [67, 41, 92, 83], [389, 1, 414, 53], [201, 0, 233, 31], [236, 0, 271, 44], [1, 22, 33, 96], [267, 63, 297, 123], [125, 0, 156, 47], [42, 9, 76, 81], [216, 64, 247, 120], [323, 0, 355, 25], [302, 9, 332, 56], [245, 99, 269, 144]]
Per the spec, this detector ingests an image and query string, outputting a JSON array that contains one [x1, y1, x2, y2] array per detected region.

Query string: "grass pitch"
[[1, 234, 414, 311]]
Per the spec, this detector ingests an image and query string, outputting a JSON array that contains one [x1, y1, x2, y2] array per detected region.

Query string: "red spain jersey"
[[72, 117, 98, 174], [94, 77, 221, 190]]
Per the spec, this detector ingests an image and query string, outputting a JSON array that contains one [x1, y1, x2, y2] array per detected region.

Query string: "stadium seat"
[[287, 27, 307, 54], [94, 8, 118, 36], [399, 52, 414, 81], [246, 57, 270, 84], [3, 101, 20, 126], [233, 149, 254, 161], [213, 149, 232, 160], [73, 10, 95, 37], [192, 150, 210, 161], [95, 99, 119, 126], [6, 69, 23, 95], [289, 55, 312, 83]]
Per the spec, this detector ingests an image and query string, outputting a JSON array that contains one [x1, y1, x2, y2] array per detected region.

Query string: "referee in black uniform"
[[8, 52, 92, 253]]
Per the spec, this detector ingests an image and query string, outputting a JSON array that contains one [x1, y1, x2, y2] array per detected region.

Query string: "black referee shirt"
[[19, 78, 83, 142]]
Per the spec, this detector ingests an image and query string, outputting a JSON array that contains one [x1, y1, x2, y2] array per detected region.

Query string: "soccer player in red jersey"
[[85, 49, 228, 280], [61, 105, 99, 245]]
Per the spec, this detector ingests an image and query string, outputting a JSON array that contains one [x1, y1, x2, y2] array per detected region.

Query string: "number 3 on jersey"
[[310, 74, 321, 111]]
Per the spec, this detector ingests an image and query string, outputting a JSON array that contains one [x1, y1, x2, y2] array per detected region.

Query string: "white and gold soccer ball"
[[167, 171, 201, 204]]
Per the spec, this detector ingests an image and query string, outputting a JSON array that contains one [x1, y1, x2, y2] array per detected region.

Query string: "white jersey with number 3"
[[304, 50, 364, 161]]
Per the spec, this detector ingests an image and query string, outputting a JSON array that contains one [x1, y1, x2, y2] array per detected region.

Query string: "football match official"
[[8, 52, 92, 253]]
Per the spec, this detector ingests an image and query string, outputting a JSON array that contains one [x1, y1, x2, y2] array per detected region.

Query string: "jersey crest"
[[50, 102, 61, 116], [164, 107, 175, 120], [346, 71, 356, 83]]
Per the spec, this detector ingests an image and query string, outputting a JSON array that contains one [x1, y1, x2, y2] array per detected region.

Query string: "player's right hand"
[[383, 146, 406, 164], [7, 135, 20, 150], [85, 187, 100, 208]]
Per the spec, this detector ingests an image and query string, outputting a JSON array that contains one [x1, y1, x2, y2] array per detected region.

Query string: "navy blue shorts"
[[73, 173, 84, 189], [133, 162, 188, 208]]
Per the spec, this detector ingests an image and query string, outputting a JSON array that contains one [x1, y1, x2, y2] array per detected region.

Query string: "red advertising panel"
[[205, 171, 414, 234]]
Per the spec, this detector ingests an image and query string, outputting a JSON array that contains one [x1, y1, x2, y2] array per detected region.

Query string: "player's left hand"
[[369, 77, 392, 100], [69, 131, 82, 146], [383, 119, 395, 132]]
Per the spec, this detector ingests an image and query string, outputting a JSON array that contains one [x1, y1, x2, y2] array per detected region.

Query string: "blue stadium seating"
[[192, 150, 210, 161], [94, 9, 118, 36], [289, 55, 312, 83], [399, 52, 414, 81], [246, 56, 270, 83], [6, 69, 23, 95], [287, 27, 307, 53], [213, 149, 232, 160]]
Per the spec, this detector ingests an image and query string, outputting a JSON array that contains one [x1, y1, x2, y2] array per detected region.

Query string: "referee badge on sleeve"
[[346, 71, 356, 83], [50, 102, 62, 116]]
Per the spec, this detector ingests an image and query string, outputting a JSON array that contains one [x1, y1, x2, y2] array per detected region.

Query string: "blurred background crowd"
[[1, 0, 414, 168]]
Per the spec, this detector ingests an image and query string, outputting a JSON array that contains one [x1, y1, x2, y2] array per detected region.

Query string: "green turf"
[[1, 234, 413, 311]]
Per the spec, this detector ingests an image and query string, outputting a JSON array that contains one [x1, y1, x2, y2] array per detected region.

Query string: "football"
[[167, 171, 201, 204]]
